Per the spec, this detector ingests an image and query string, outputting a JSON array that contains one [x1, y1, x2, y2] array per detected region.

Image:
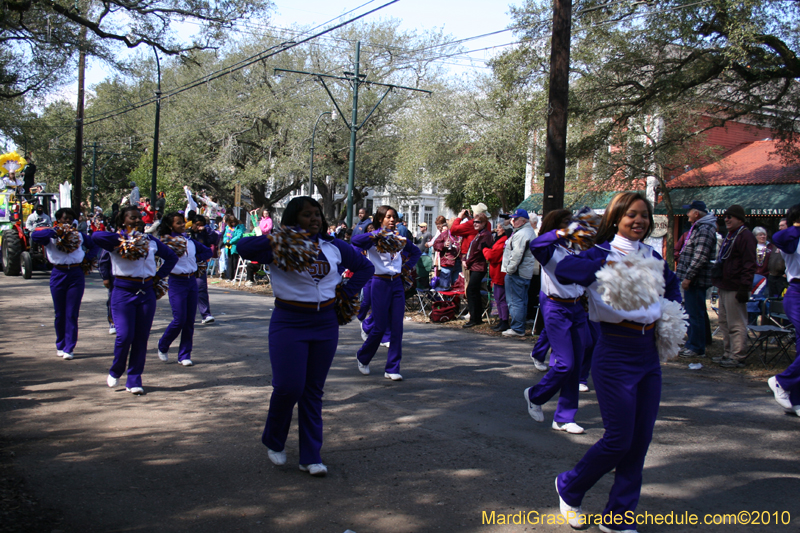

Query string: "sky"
[[67, 0, 521, 99]]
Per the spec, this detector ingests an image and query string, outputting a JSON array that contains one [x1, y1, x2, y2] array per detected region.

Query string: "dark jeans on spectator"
[[683, 286, 709, 354], [466, 270, 486, 324], [246, 262, 260, 282], [227, 253, 240, 281]]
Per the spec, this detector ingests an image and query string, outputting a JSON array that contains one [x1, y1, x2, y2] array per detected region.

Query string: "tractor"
[[0, 190, 61, 278]]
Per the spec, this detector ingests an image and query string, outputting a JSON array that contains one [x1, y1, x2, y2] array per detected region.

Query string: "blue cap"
[[510, 208, 529, 219], [681, 200, 707, 212]]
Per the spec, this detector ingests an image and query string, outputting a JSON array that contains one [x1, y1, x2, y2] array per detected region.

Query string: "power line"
[[82, 0, 400, 126]]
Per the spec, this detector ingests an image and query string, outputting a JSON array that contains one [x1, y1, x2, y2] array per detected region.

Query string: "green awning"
[[657, 184, 800, 215], [518, 190, 644, 213]]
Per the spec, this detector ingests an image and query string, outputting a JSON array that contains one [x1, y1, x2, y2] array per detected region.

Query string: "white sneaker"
[[523, 387, 544, 422], [126, 387, 144, 395], [599, 525, 638, 533], [158, 350, 168, 362], [502, 329, 525, 337], [384, 372, 403, 381], [556, 477, 584, 529], [57, 349, 65, 357], [532, 358, 548, 372], [768, 376, 792, 409], [108, 326, 116, 335], [552, 421, 585, 434], [180, 359, 193, 367], [201, 316, 215, 324], [360, 322, 368, 342], [380, 341, 391, 348], [107, 374, 119, 387], [579, 383, 590, 392], [299, 463, 328, 477], [61, 352, 74, 360], [267, 448, 286, 466], [357, 357, 370, 375]]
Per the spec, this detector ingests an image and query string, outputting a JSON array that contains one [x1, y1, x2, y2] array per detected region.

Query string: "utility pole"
[[151, 47, 162, 204], [542, 0, 573, 214], [90, 142, 97, 209], [73, 24, 87, 210], [275, 41, 431, 227]]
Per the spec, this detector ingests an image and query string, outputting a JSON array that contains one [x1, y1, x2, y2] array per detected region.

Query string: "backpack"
[[430, 300, 457, 323]]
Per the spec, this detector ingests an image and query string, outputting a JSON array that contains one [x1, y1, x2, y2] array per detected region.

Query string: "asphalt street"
[[0, 272, 798, 532]]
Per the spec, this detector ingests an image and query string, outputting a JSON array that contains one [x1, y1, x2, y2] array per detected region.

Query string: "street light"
[[151, 46, 162, 204], [309, 109, 336, 195]]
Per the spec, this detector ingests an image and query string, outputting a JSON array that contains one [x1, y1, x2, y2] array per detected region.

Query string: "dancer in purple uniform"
[[352, 205, 421, 381], [553, 192, 681, 532], [524, 209, 589, 434], [767, 203, 800, 416], [237, 197, 373, 477], [93, 207, 178, 395], [31, 208, 93, 360], [157, 212, 213, 366]]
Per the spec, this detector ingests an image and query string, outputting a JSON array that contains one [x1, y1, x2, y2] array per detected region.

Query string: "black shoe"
[[462, 321, 481, 329], [496, 320, 510, 332]]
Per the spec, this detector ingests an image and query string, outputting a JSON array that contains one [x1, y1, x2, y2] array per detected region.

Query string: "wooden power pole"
[[73, 25, 87, 210], [542, 0, 572, 214]]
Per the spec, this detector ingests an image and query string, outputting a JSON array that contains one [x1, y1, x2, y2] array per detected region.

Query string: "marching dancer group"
[[29, 192, 800, 531]]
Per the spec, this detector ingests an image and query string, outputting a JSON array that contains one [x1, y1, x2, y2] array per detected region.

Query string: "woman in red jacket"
[[462, 213, 493, 328], [484, 222, 511, 332]]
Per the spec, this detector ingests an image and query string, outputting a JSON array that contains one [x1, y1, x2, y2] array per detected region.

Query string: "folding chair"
[[412, 288, 441, 318], [744, 300, 795, 368], [206, 258, 217, 276]]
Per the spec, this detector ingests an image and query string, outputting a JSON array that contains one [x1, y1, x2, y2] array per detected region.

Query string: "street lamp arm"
[[317, 77, 351, 130]]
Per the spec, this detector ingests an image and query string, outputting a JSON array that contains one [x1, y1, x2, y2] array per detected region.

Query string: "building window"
[[424, 205, 434, 227], [411, 205, 420, 228], [366, 199, 373, 216]]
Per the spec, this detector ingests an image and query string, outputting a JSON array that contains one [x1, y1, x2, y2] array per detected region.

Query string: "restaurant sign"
[[651, 215, 669, 238], [708, 208, 789, 216]]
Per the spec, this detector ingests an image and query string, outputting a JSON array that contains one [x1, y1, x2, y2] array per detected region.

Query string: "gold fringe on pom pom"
[[161, 234, 187, 257], [334, 284, 361, 325], [0, 151, 27, 176], [557, 206, 601, 251], [117, 231, 151, 261], [154, 278, 169, 300], [269, 226, 319, 272], [401, 264, 414, 291], [80, 257, 97, 275], [53, 223, 82, 254], [373, 228, 406, 254]]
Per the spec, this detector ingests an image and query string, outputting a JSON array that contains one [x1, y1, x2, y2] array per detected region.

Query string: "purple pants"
[[776, 286, 800, 405], [557, 323, 661, 523], [527, 298, 586, 423], [581, 320, 600, 385], [263, 305, 338, 465], [359, 277, 392, 344], [196, 270, 212, 319], [109, 281, 157, 388], [493, 284, 509, 321], [357, 276, 404, 373], [158, 275, 198, 362], [50, 267, 85, 353]]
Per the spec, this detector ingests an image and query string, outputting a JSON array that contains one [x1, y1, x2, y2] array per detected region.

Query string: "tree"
[[0, 0, 274, 98]]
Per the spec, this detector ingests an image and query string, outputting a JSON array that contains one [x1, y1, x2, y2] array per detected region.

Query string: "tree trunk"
[[657, 165, 676, 271]]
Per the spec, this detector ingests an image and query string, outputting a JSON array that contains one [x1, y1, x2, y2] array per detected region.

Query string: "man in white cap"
[[501, 208, 538, 336]]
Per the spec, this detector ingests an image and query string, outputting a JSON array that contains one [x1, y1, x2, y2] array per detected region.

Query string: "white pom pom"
[[656, 297, 688, 362], [596, 248, 665, 311]]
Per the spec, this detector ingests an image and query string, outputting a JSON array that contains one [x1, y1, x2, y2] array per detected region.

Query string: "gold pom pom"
[[53, 223, 82, 254], [161, 235, 187, 257], [269, 226, 319, 272], [117, 231, 151, 261], [154, 278, 169, 300], [373, 228, 406, 254], [334, 284, 361, 325], [80, 257, 97, 275]]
